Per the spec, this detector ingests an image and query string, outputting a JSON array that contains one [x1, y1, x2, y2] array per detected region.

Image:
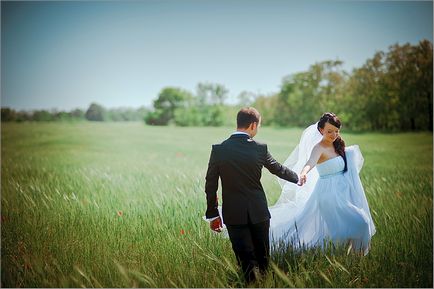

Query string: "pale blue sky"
[[1, 0, 433, 110]]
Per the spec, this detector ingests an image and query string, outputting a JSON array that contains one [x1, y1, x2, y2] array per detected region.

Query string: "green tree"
[[15, 110, 32, 122], [345, 52, 388, 130], [200, 105, 225, 126], [53, 111, 72, 121], [69, 109, 85, 120], [252, 93, 279, 126], [346, 40, 433, 131], [196, 82, 228, 106], [85, 103, 106, 121], [275, 60, 346, 127], [1, 108, 17, 121], [237, 91, 257, 107], [145, 87, 192, 125], [415, 39, 433, 131], [173, 106, 202, 126], [385, 40, 433, 131]]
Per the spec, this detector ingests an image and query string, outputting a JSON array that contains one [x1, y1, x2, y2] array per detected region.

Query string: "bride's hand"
[[298, 174, 307, 186]]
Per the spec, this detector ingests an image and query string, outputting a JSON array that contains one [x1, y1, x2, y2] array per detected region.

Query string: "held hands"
[[210, 216, 223, 233], [298, 174, 307, 186]]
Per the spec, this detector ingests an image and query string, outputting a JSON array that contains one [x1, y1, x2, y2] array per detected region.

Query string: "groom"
[[205, 107, 300, 283]]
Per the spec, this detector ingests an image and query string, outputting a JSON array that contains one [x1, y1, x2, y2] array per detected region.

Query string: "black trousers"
[[226, 219, 270, 283]]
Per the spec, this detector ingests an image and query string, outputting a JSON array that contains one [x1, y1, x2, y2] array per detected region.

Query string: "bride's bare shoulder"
[[311, 142, 325, 155], [314, 141, 327, 151]]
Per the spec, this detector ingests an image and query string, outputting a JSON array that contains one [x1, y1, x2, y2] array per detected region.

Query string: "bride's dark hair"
[[317, 112, 347, 172]]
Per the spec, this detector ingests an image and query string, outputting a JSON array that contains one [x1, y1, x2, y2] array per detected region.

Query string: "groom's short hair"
[[237, 107, 261, 129]]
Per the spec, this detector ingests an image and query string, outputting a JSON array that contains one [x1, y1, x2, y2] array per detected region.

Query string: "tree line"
[[1, 104, 149, 122], [144, 40, 432, 131], [144, 83, 231, 126], [2, 40, 432, 131], [264, 39, 433, 131]]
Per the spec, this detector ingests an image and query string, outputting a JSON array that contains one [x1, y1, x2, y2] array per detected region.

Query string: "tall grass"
[[1, 122, 432, 287]]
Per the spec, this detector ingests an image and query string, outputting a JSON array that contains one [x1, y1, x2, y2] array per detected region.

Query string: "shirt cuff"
[[207, 216, 220, 221]]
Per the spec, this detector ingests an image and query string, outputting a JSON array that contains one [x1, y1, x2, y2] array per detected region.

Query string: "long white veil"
[[272, 122, 323, 208]]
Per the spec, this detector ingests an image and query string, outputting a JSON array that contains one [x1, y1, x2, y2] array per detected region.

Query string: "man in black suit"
[[205, 107, 300, 283]]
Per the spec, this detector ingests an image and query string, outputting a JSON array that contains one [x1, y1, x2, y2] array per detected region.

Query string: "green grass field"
[[1, 122, 432, 288]]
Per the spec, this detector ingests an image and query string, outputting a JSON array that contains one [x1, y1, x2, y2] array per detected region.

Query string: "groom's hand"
[[210, 217, 223, 233]]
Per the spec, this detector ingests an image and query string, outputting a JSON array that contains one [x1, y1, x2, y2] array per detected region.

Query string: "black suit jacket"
[[205, 134, 299, 225]]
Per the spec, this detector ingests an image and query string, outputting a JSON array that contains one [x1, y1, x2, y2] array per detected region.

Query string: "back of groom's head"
[[237, 107, 261, 129]]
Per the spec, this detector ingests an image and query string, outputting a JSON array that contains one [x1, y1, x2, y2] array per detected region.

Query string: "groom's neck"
[[236, 128, 253, 138]]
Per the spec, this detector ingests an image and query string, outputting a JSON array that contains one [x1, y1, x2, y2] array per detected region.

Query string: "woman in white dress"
[[269, 112, 376, 255]]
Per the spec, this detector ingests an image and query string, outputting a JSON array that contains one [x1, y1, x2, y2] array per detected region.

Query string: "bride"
[[269, 112, 376, 255]]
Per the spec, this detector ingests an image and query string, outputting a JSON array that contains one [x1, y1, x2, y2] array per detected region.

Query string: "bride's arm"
[[299, 144, 322, 184]]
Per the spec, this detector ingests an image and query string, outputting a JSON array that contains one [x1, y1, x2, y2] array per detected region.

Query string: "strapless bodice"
[[316, 156, 345, 179]]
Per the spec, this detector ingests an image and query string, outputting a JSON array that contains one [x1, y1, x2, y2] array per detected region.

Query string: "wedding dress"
[[269, 123, 376, 255]]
